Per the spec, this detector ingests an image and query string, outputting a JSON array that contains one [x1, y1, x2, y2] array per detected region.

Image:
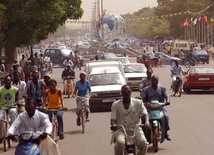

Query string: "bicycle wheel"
[[51, 119, 58, 141], [2, 121, 8, 152], [81, 108, 85, 134]]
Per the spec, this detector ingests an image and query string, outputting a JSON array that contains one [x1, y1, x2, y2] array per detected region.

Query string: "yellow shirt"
[[46, 88, 62, 109]]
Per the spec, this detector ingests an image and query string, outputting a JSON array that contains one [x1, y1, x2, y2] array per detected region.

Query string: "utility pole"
[[101, 0, 104, 39]]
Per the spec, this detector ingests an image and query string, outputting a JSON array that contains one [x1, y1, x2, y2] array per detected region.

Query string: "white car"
[[123, 63, 147, 90], [110, 57, 131, 64], [88, 66, 126, 112]]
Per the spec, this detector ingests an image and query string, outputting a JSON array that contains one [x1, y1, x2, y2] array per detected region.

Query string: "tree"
[[0, 0, 83, 70], [122, 7, 170, 40], [156, 0, 214, 39]]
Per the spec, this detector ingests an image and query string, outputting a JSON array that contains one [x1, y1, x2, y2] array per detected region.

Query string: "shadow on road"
[[64, 130, 82, 135]]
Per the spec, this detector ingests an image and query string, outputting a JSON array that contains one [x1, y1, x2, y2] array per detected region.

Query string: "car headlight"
[[91, 93, 97, 97], [21, 133, 32, 140]]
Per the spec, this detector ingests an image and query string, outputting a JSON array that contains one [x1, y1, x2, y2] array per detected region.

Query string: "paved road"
[[1, 59, 214, 155]]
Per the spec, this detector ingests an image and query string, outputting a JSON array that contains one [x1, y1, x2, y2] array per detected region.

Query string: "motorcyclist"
[[111, 85, 150, 155], [61, 64, 75, 95], [140, 75, 171, 141], [186, 50, 196, 65], [170, 60, 184, 89], [139, 68, 153, 91]]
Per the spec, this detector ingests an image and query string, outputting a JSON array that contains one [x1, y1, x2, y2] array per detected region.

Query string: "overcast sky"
[[81, 0, 158, 20]]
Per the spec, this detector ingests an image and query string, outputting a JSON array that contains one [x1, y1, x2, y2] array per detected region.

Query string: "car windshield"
[[89, 73, 126, 86], [193, 50, 207, 55], [112, 58, 130, 64], [124, 65, 146, 73], [190, 67, 214, 74]]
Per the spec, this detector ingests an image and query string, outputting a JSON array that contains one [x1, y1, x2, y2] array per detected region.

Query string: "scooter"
[[14, 131, 42, 155], [142, 100, 167, 152]]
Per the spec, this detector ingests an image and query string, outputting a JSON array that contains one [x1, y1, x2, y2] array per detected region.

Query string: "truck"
[[171, 40, 194, 57]]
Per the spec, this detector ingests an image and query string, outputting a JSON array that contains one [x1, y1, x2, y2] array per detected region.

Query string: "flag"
[[188, 18, 193, 25], [193, 18, 198, 25], [179, 19, 186, 27], [202, 16, 207, 22]]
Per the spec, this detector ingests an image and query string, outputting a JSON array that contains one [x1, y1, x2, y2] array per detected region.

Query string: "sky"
[[80, 0, 158, 21]]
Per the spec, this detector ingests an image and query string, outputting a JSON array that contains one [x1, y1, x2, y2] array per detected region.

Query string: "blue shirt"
[[76, 80, 90, 96], [140, 85, 169, 103], [170, 65, 183, 78]]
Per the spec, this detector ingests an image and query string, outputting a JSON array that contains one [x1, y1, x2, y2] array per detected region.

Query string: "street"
[[1, 59, 214, 155]]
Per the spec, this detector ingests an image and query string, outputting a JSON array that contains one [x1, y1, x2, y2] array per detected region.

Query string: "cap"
[[43, 73, 51, 79]]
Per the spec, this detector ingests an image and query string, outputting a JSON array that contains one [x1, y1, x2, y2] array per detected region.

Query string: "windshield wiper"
[[106, 82, 122, 85]]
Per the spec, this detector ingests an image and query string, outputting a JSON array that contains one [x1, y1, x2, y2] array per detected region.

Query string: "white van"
[[85, 60, 125, 79], [172, 40, 191, 56], [88, 66, 126, 112]]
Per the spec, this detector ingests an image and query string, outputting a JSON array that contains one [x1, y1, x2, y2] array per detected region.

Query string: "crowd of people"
[[0, 49, 184, 155]]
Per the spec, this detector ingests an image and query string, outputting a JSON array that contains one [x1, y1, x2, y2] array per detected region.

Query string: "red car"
[[183, 66, 214, 93]]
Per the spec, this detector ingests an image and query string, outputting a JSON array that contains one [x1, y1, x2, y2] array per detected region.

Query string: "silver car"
[[123, 63, 147, 90]]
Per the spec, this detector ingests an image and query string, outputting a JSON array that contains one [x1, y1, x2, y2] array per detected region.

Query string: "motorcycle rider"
[[186, 50, 196, 66], [170, 60, 184, 89], [139, 68, 153, 91], [141, 75, 171, 141], [110, 85, 150, 155]]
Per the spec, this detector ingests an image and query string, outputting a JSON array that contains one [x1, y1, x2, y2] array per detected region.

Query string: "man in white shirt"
[[8, 97, 52, 137], [11, 71, 26, 113]]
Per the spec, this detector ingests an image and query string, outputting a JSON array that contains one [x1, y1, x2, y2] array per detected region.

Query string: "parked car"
[[192, 49, 209, 64], [110, 56, 131, 64], [43, 48, 74, 67], [137, 52, 180, 66], [183, 66, 214, 93], [90, 52, 117, 61], [88, 66, 126, 112], [123, 63, 147, 90]]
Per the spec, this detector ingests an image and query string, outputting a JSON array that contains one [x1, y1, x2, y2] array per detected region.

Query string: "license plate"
[[103, 99, 115, 103], [198, 77, 210, 81], [199, 57, 205, 58]]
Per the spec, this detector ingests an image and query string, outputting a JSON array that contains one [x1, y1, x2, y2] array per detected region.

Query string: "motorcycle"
[[14, 131, 42, 155], [63, 76, 75, 98], [142, 100, 168, 152], [111, 124, 144, 155], [171, 76, 183, 97]]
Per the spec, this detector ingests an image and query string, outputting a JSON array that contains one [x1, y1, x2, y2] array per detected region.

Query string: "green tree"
[[0, 0, 83, 69], [156, 0, 214, 39], [123, 7, 170, 40]]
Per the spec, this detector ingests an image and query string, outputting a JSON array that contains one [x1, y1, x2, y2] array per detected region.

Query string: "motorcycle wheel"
[[178, 85, 182, 97], [153, 127, 159, 152]]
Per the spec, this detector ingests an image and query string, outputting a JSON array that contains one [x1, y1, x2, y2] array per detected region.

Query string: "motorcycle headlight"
[[91, 93, 97, 97], [21, 133, 32, 140]]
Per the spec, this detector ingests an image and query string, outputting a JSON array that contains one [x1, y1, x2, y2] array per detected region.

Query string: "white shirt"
[[12, 80, 26, 100], [44, 56, 50, 63], [8, 110, 52, 135]]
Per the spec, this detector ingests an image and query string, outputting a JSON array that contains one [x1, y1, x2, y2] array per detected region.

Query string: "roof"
[[90, 66, 121, 75]]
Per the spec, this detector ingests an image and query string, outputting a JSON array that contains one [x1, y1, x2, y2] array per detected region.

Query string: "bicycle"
[[1, 104, 17, 152], [46, 108, 64, 142], [157, 58, 166, 67], [76, 96, 89, 134]]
